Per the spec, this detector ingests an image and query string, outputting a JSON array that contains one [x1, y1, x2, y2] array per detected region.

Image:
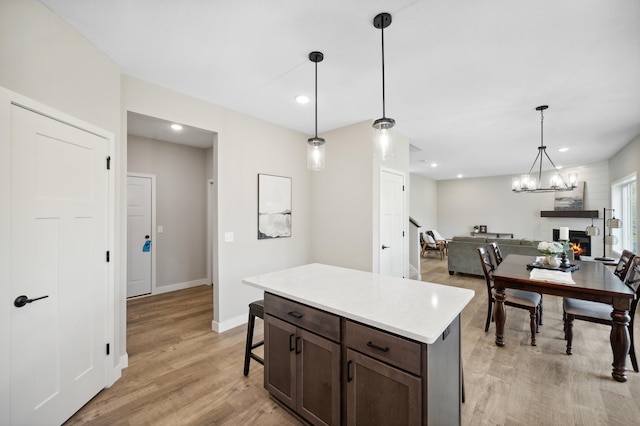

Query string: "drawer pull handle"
[[288, 311, 304, 319], [347, 360, 353, 382], [295, 336, 302, 354], [367, 341, 390, 352], [289, 334, 295, 351]]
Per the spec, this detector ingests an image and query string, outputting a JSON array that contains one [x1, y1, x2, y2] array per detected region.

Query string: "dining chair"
[[478, 245, 542, 346], [563, 255, 640, 372], [613, 249, 636, 281], [490, 241, 544, 325], [489, 242, 504, 266]]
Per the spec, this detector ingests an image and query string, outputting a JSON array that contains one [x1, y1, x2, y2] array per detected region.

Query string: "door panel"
[[127, 175, 152, 297], [10, 104, 108, 425], [380, 170, 405, 277]]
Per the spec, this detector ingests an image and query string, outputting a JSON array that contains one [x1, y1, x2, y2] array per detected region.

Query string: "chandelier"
[[512, 105, 577, 193]]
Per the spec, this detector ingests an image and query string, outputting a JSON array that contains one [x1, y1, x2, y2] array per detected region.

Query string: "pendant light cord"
[[381, 23, 387, 119], [314, 60, 318, 138]]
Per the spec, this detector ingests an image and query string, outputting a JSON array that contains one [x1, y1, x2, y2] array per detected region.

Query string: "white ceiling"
[[40, 0, 640, 180]]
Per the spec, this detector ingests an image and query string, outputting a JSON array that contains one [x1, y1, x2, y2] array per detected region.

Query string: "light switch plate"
[[225, 232, 234, 242], [157, 226, 164, 234]]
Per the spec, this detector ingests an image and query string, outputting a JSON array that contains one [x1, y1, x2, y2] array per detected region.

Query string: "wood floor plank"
[[65, 259, 640, 425]]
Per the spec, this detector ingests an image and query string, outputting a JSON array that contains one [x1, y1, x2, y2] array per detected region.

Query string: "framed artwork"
[[554, 181, 585, 210], [258, 174, 292, 239]]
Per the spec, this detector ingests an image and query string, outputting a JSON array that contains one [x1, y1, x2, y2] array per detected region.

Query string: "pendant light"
[[372, 12, 395, 161], [307, 51, 325, 171], [512, 105, 577, 193]]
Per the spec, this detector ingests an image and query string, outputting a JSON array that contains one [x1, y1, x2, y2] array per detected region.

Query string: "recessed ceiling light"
[[558, 147, 569, 152], [430, 163, 438, 167], [457, 174, 463, 178], [295, 95, 310, 104], [171, 123, 183, 131]]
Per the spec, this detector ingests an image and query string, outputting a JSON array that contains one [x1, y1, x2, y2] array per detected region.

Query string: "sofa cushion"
[[452, 236, 488, 243]]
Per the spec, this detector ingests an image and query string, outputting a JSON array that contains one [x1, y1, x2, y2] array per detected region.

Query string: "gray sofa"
[[447, 236, 573, 276]]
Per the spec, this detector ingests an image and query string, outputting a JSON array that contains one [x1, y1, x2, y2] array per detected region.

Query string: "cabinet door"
[[264, 314, 297, 410], [346, 349, 421, 426], [296, 328, 341, 426]]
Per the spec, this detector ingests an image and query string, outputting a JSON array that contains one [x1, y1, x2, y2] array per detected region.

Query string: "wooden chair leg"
[[538, 295, 543, 325], [529, 308, 537, 346], [485, 299, 492, 332], [243, 311, 256, 376], [630, 314, 638, 372], [565, 314, 574, 355]]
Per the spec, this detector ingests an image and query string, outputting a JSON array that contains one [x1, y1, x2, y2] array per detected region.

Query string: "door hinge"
[[106, 156, 111, 170], [106, 343, 110, 355], [402, 231, 405, 237], [106, 251, 110, 262]]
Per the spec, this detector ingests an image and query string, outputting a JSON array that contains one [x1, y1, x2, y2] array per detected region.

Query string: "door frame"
[[127, 173, 157, 295], [0, 87, 118, 418], [206, 179, 214, 287]]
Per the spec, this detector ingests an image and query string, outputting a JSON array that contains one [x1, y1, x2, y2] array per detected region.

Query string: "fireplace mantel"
[[540, 210, 599, 218]]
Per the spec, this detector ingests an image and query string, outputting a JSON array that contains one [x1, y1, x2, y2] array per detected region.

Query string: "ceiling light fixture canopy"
[[512, 105, 577, 193], [307, 51, 325, 171], [373, 12, 395, 161]]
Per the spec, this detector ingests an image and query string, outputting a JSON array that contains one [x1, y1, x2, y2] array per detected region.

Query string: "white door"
[[127, 175, 152, 297], [379, 169, 405, 277], [10, 104, 108, 425]]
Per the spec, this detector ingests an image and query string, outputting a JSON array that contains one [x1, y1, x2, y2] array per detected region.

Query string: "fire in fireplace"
[[553, 229, 591, 258]]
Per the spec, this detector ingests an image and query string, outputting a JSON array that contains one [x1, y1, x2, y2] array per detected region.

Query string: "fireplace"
[[553, 229, 591, 258]]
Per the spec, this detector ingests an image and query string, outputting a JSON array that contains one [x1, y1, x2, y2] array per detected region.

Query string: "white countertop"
[[242, 263, 474, 344]]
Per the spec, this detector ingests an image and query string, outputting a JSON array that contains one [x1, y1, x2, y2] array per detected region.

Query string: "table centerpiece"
[[537, 241, 568, 267]]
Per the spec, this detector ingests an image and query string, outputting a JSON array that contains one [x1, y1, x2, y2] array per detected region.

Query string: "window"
[[612, 174, 637, 254]]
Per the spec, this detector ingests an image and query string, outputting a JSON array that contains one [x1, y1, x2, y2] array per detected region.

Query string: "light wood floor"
[[66, 258, 640, 425]]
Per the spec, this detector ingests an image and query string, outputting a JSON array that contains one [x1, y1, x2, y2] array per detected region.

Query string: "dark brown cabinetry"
[[264, 294, 341, 426], [264, 293, 462, 426]]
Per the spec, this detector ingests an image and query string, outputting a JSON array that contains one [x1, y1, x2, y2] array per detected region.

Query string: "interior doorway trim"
[[127, 172, 157, 295], [207, 179, 214, 287]]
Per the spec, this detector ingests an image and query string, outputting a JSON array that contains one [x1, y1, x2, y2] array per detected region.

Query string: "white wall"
[[311, 121, 374, 271], [122, 76, 313, 331], [0, 0, 125, 394], [128, 135, 209, 289], [310, 120, 410, 276], [437, 161, 610, 256], [409, 174, 438, 231]]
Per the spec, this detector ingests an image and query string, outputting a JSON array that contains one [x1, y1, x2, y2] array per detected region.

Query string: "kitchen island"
[[243, 263, 474, 426]]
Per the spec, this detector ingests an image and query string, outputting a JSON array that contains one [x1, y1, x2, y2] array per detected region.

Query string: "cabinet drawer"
[[265, 293, 340, 343], [345, 320, 422, 376]]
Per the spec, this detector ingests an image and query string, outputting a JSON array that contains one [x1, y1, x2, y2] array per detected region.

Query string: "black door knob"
[[145, 235, 150, 239], [14, 294, 49, 308]]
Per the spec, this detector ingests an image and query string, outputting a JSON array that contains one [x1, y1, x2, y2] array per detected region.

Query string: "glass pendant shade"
[[373, 118, 395, 160], [307, 137, 325, 171]]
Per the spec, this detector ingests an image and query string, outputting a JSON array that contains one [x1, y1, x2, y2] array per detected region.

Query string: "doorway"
[[127, 174, 155, 297]]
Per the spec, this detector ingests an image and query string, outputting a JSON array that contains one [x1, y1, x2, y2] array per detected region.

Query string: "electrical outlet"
[[157, 226, 164, 234], [225, 232, 234, 242]]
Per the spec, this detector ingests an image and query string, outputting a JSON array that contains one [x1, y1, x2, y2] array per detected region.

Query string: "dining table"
[[492, 254, 636, 382]]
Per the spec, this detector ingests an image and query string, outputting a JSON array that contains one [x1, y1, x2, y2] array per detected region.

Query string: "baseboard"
[[212, 313, 247, 334], [106, 353, 127, 387], [153, 278, 208, 295]]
